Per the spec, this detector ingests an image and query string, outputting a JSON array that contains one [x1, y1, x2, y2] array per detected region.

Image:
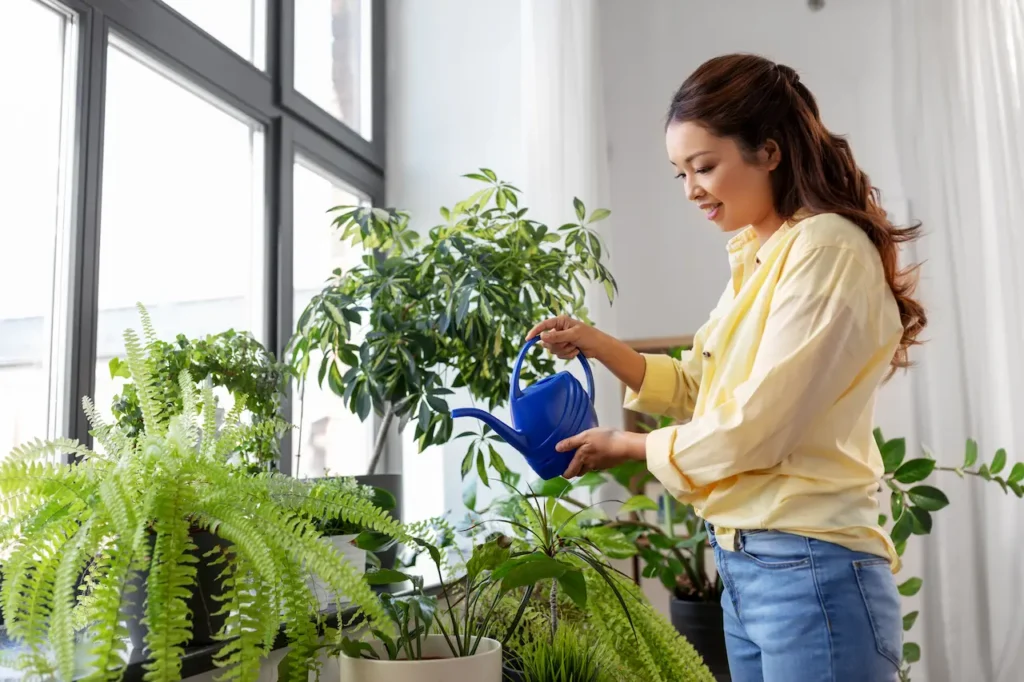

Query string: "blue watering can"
[[451, 336, 598, 480]]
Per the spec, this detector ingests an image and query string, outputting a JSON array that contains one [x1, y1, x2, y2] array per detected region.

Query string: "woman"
[[527, 54, 926, 682]]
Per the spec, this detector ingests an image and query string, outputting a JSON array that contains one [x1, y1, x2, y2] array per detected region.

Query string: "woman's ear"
[[760, 139, 782, 171]]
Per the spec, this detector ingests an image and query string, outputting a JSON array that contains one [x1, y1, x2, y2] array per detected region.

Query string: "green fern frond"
[[586, 572, 714, 682], [143, 485, 199, 682], [210, 552, 265, 682], [177, 369, 200, 447], [5, 436, 94, 465], [82, 396, 132, 457], [303, 483, 411, 544], [201, 378, 217, 459], [124, 327, 164, 437], [136, 302, 159, 348], [81, 537, 137, 682], [51, 518, 97, 679]]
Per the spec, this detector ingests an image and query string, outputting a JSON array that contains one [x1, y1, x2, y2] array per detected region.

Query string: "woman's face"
[[665, 120, 778, 233]]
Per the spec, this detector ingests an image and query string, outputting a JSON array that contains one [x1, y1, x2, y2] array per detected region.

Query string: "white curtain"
[[520, 0, 622, 430], [892, 1, 1024, 680]]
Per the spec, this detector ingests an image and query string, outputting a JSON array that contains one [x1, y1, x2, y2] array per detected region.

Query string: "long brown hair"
[[667, 53, 926, 374]]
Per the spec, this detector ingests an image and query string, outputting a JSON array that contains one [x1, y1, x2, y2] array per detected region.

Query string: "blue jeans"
[[708, 524, 902, 682]]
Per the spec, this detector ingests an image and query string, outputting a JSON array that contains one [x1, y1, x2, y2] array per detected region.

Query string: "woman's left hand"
[[556, 428, 648, 478]]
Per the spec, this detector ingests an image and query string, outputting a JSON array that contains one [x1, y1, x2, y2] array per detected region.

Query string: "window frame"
[[27, 0, 386, 472]]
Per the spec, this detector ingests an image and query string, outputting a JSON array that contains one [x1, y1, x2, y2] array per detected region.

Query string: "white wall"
[[599, 0, 904, 341]]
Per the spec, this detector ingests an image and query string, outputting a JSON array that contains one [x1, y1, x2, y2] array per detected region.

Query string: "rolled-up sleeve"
[[646, 244, 887, 498]]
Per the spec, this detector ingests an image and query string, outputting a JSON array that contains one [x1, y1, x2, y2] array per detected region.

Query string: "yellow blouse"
[[624, 213, 903, 571]]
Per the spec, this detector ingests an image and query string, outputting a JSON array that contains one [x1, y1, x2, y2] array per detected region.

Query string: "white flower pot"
[[307, 534, 366, 611], [338, 634, 502, 682]]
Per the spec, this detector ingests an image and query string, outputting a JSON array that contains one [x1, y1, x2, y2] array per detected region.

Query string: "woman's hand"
[[526, 315, 604, 360], [555, 427, 648, 478]]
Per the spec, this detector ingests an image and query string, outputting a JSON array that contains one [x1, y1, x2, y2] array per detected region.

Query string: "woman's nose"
[[687, 179, 703, 202]]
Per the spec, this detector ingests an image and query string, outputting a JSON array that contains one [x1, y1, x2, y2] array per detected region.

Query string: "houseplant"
[[304, 475, 398, 610], [108, 326, 291, 474], [0, 305, 408, 682], [286, 169, 617, 504]]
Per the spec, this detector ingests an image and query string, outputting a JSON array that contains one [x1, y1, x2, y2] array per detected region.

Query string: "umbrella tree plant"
[[286, 169, 617, 491]]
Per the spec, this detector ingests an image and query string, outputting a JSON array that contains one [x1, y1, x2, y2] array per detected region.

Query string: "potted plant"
[[286, 169, 617, 508], [503, 623, 607, 682], [108, 326, 291, 474], [304, 475, 401, 610], [0, 305, 409, 682]]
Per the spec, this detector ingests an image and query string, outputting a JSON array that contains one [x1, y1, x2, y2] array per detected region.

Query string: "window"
[[294, 0, 373, 139], [290, 157, 374, 477], [161, 0, 266, 69], [0, 0, 77, 454], [93, 37, 265, 421]]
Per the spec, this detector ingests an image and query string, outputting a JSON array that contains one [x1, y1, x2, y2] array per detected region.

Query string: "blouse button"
[[702, 350, 711, 359]]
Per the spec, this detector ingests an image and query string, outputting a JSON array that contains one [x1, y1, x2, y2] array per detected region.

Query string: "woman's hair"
[[667, 53, 926, 375]]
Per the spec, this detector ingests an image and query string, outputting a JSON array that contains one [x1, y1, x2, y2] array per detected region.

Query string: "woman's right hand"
[[525, 315, 603, 360]]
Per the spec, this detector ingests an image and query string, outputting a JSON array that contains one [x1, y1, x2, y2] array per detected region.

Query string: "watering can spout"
[[451, 407, 529, 454]]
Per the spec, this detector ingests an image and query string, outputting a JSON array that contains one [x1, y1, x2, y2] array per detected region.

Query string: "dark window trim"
[[277, 0, 385, 173]]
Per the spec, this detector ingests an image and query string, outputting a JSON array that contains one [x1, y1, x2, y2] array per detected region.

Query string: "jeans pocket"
[[739, 531, 811, 569], [853, 559, 903, 668]]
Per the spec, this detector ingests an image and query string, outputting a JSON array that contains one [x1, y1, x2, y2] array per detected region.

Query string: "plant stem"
[[295, 379, 306, 477], [501, 584, 535, 646], [549, 579, 558, 643], [366, 403, 395, 475]]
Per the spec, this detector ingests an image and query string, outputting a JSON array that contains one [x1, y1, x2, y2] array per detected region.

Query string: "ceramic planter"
[[355, 473, 402, 569], [338, 634, 502, 682], [670, 596, 731, 680], [307, 534, 366, 611]]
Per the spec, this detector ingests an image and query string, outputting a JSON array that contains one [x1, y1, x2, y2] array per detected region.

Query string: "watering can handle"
[[511, 336, 596, 404]]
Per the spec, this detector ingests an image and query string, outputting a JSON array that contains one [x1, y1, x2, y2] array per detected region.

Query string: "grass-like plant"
[[0, 305, 408, 682], [510, 623, 603, 682]]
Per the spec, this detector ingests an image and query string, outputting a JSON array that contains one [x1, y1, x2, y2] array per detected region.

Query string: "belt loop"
[[733, 530, 742, 551]]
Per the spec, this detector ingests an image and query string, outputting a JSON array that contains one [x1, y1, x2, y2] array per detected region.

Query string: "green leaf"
[[572, 472, 607, 491], [573, 198, 585, 221], [488, 446, 508, 476], [979, 463, 991, 480], [894, 458, 936, 484], [476, 450, 489, 488], [481, 168, 497, 181], [500, 555, 567, 592], [903, 610, 919, 631], [909, 506, 932, 534], [907, 486, 949, 512], [881, 438, 906, 474], [466, 539, 511, 581], [619, 494, 659, 515], [1008, 462, 1024, 484], [1009, 481, 1024, 498], [460, 447, 474, 479], [365, 568, 415, 585], [873, 427, 885, 451], [903, 642, 921, 663], [990, 448, 1007, 475], [890, 492, 904, 521], [890, 510, 913, 544], [557, 567, 588, 609], [584, 526, 638, 559], [588, 208, 611, 224], [965, 438, 978, 467], [353, 531, 394, 552], [898, 577, 922, 596], [108, 357, 131, 379], [462, 477, 477, 512], [530, 477, 573, 498]]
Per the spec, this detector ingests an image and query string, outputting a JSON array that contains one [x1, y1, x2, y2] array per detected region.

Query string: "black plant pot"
[[502, 649, 524, 682], [670, 596, 731, 681], [124, 530, 232, 651], [355, 473, 402, 570]]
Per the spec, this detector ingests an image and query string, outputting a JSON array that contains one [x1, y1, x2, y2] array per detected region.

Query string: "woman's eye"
[[696, 166, 714, 174]]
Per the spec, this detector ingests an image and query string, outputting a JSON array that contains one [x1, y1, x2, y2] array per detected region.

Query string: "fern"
[[586, 572, 715, 682], [0, 305, 409, 682]]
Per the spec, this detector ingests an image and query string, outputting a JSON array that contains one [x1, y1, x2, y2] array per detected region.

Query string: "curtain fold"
[[520, 0, 621, 429], [892, 1, 1024, 680]]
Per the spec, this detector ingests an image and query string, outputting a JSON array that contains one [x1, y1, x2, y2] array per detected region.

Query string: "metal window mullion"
[[66, 7, 107, 451]]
